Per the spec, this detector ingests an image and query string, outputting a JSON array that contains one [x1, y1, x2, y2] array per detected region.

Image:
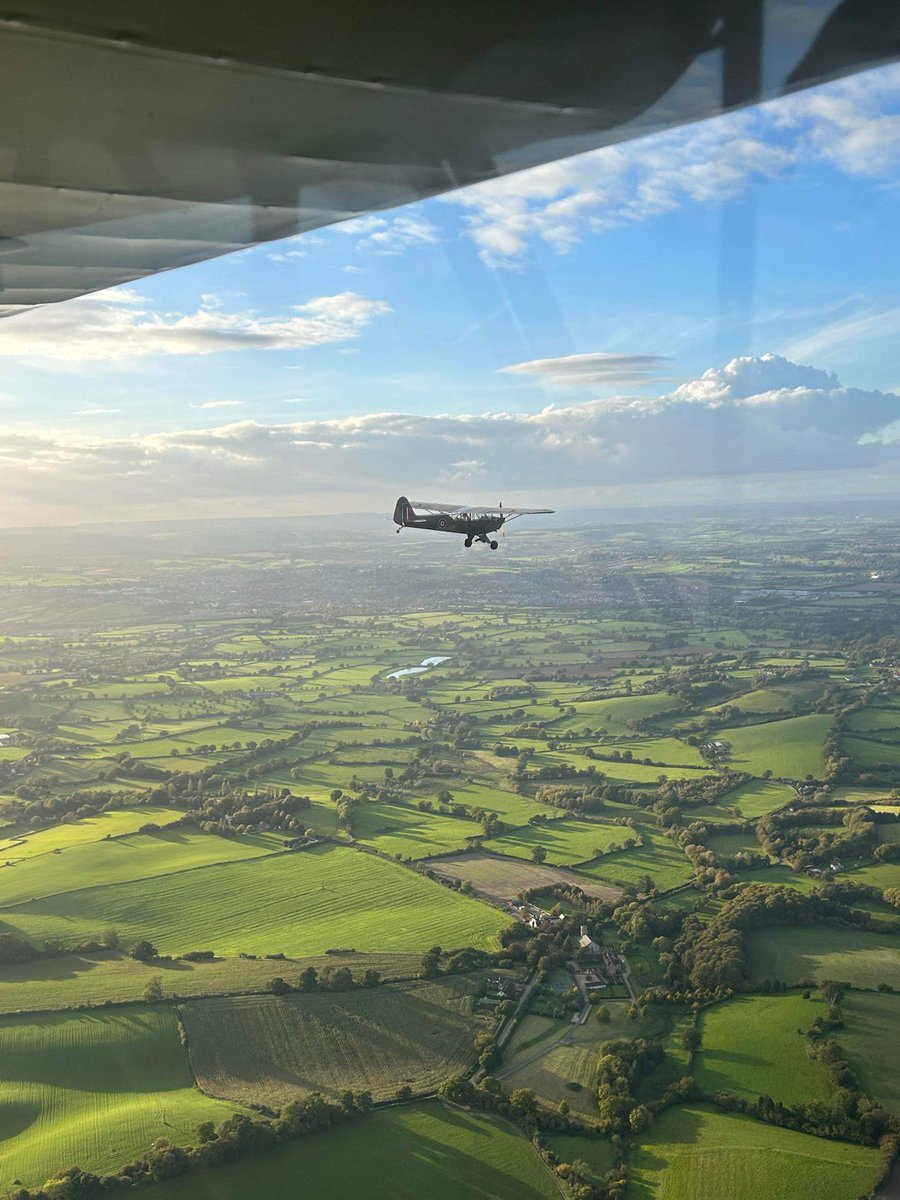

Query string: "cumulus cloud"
[[501, 353, 670, 387], [3, 354, 897, 524], [0, 290, 391, 363], [447, 62, 900, 265]]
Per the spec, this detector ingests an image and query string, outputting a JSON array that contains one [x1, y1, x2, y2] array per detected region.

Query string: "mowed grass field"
[[0, 844, 510, 957], [0, 828, 285, 907], [181, 976, 488, 1106], [0, 950, 424, 1015], [716, 715, 832, 779], [627, 1104, 878, 1200], [144, 1102, 560, 1200], [0, 806, 185, 862], [0, 1007, 237, 1188], [723, 780, 795, 819], [485, 817, 624, 867], [573, 830, 694, 893], [747, 927, 900, 990], [839, 992, 900, 1112], [353, 801, 481, 859], [695, 994, 833, 1107]]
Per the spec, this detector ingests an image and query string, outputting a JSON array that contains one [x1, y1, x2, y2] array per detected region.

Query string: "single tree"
[[298, 966, 318, 992], [142, 975, 164, 1002], [130, 939, 158, 962]]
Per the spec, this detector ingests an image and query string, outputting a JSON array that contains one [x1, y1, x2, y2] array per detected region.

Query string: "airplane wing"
[[407, 501, 471, 514], [496, 508, 555, 522], [496, 508, 555, 515], [408, 502, 554, 518]]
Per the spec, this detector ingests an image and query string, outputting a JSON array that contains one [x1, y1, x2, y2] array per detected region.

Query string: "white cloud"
[[3, 354, 897, 524], [191, 400, 242, 410], [0, 290, 391, 363], [74, 407, 121, 416], [501, 353, 670, 387], [267, 249, 306, 263], [447, 62, 900, 266], [336, 212, 440, 254]]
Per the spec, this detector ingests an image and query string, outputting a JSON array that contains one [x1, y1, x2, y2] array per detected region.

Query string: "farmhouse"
[[577, 925, 602, 956], [486, 975, 524, 1001]]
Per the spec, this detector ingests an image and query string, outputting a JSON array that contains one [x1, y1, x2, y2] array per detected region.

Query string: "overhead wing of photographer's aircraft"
[[0, 0, 897, 316]]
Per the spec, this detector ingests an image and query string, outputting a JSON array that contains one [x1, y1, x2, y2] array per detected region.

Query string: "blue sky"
[[0, 63, 898, 525]]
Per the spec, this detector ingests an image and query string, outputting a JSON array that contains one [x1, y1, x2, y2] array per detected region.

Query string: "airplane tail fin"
[[393, 496, 414, 526]]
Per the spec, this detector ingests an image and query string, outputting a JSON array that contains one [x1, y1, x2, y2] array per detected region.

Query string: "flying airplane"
[[393, 497, 553, 548]]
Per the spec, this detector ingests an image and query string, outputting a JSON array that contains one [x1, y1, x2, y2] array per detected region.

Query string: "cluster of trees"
[[673, 883, 883, 992], [534, 784, 607, 814], [0, 927, 124, 967], [268, 964, 381, 994], [0, 786, 149, 831], [438, 1073, 586, 1142], [11, 1090, 376, 1200], [486, 684, 535, 700], [595, 1039, 663, 1134], [757, 804, 877, 867], [548, 1150, 626, 1200]]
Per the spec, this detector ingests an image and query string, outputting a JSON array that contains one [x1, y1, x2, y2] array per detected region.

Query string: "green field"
[[627, 1103, 878, 1200], [748, 927, 900, 990], [704, 831, 762, 857], [0, 828, 285, 907], [0, 844, 510, 957], [0, 1006, 236, 1188], [695, 994, 832, 1106], [716, 715, 832, 779], [0, 950, 424, 1015], [0, 807, 186, 862], [546, 1133, 616, 1182], [573, 830, 694, 893], [181, 977, 488, 1105], [486, 817, 624, 867], [724, 780, 796, 819], [353, 800, 482, 859], [843, 736, 900, 769], [143, 1102, 560, 1200], [839, 991, 900, 1112]]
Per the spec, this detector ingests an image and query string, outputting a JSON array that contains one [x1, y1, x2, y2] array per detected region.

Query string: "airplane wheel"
[[490, 540, 499, 550], [464, 538, 472, 548]]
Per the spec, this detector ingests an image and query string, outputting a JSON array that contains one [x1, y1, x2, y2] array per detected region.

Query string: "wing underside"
[[408, 501, 554, 519]]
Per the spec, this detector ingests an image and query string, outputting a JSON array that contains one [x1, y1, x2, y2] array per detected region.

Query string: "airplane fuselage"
[[405, 513, 503, 536], [393, 496, 503, 546]]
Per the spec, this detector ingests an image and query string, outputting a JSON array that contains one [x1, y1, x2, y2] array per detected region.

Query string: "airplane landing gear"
[[490, 540, 499, 550], [464, 538, 472, 548]]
